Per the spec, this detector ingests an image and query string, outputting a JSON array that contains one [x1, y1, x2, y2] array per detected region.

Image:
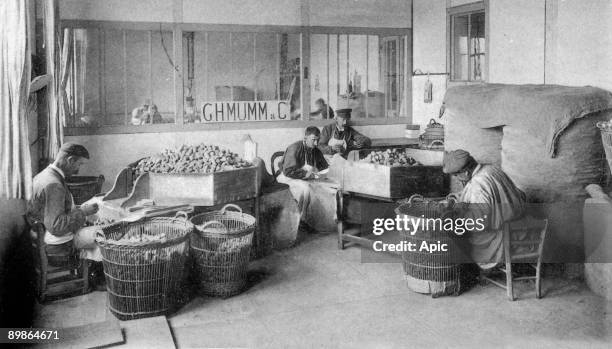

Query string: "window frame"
[[447, 1, 489, 83], [308, 31, 411, 121], [60, 20, 411, 136]]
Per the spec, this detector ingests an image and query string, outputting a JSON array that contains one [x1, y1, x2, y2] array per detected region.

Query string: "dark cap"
[[59, 142, 90, 159], [443, 149, 474, 174], [335, 108, 352, 119]]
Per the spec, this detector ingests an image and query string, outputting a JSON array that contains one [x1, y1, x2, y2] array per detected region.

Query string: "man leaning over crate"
[[442, 149, 526, 270], [27, 142, 106, 290], [277, 126, 329, 231]]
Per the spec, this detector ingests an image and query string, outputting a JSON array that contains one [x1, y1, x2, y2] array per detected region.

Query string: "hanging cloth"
[[0, 0, 33, 199]]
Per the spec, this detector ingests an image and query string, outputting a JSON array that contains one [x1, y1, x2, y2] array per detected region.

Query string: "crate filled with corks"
[[340, 148, 449, 199], [121, 143, 260, 208]]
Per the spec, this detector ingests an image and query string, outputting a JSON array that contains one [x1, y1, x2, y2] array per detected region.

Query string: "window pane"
[[347, 35, 367, 118], [470, 11, 485, 81], [208, 32, 232, 102], [397, 36, 407, 118], [328, 35, 339, 114], [184, 31, 300, 123], [104, 29, 126, 125], [67, 28, 102, 127], [149, 30, 175, 123], [310, 34, 330, 120], [382, 37, 403, 118], [90, 28, 176, 126], [126, 30, 150, 124], [452, 14, 469, 81], [310, 33, 408, 119], [280, 34, 301, 120], [255, 33, 279, 101], [232, 33, 255, 101], [367, 35, 383, 118], [337, 34, 348, 108]]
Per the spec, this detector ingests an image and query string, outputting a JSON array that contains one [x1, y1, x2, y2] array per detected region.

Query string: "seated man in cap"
[[443, 149, 526, 270], [277, 126, 329, 228], [27, 142, 105, 289], [318, 108, 371, 158]]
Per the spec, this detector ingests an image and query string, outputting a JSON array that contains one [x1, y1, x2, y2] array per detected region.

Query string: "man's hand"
[[81, 203, 99, 216], [332, 144, 344, 154], [303, 168, 315, 179], [302, 164, 315, 179]]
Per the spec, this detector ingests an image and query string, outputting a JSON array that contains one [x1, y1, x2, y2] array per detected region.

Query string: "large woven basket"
[[190, 204, 256, 297], [95, 213, 192, 320], [395, 194, 465, 296]]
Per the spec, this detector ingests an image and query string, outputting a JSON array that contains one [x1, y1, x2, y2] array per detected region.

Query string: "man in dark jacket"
[[277, 126, 329, 221], [27, 142, 104, 288], [318, 108, 371, 158]]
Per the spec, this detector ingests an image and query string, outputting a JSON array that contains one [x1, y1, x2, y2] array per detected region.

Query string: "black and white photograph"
[[1, 0, 611, 348]]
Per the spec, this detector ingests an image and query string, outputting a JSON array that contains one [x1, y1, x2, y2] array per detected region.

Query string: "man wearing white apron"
[[27, 143, 104, 290], [318, 108, 371, 159]]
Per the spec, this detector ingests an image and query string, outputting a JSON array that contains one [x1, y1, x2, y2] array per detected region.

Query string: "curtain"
[[43, 0, 63, 161], [0, 0, 33, 199]]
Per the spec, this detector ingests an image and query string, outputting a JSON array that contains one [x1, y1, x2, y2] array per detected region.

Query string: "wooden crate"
[[121, 166, 259, 207], [340, 161, 449, 199]]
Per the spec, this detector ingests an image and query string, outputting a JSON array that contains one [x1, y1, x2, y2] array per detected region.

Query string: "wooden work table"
[[369, 137, 420, 148]]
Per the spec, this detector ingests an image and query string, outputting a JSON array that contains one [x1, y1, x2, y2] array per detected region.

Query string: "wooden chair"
[[28, 218, 89, 302], [482, 216, 548, 301], [271, 151, 285, 177]]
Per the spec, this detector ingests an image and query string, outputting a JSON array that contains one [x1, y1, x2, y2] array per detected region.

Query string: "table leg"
[[337, 191, 345, 250]]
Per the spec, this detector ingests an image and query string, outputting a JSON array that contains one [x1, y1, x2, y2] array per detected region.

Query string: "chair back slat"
[[492, 216, 548, 300], [271, 151, 285, 177]]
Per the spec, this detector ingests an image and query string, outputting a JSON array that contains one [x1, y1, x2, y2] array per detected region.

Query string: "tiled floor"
[[35, 233, 612, 348]]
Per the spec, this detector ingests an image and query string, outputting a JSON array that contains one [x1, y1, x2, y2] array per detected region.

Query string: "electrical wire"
[[159, 23, 179, 73]]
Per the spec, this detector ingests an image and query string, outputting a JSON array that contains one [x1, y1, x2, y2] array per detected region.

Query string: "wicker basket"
[[66, 175, 105, 205], [419, 119, 445, 149], [190, 204, 256, 297], [95, 213, 192, 320], [395, 194, 465, 295]]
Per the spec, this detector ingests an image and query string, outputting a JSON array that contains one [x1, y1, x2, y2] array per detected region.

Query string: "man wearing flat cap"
[[443, 149, 526, 269], [27, 143, 105, 289], [318, 108, 371, 158]]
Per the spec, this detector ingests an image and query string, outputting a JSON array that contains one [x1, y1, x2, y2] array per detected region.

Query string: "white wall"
[[308, 0, 411, 28], [59, 0, 175, 22], [57, 0, 411, 28], [182, 0, 302, 26], [546, 0, 612, 91], [488, 0, 545, 84], [412, 0, 447, 129], [411, 0, 612, 131]]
